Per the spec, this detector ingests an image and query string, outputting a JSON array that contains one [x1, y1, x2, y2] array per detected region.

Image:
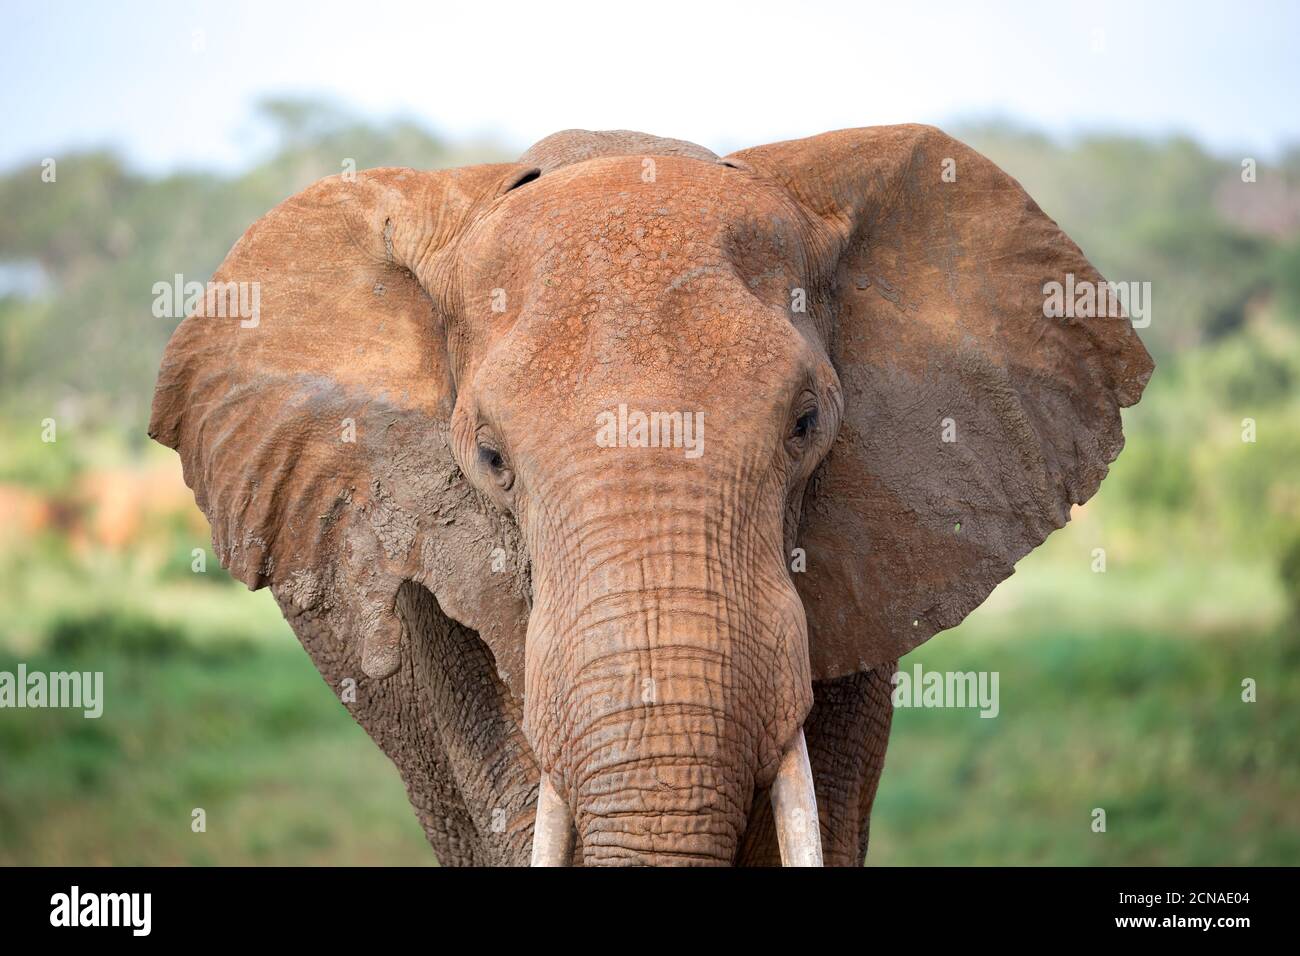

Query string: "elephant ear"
[[149, 163, 540, 690], [726, 125, 1153, 678]]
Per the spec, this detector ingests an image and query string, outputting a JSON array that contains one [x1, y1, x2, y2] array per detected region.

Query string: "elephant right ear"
[[149, 163, 540, 691], [727, 125, 1154, 679]]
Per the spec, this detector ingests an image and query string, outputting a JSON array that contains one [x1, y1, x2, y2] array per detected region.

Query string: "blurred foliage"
[[0, 101, 1297, 864], [1280, 533, 1300, 624]]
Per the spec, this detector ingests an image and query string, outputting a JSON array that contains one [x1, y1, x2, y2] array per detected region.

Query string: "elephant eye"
[[786, 406, 818, 458], [792, 408, 818, 439], [477, 443, 514, 491]]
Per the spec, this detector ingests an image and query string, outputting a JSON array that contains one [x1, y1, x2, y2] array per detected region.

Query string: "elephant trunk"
[[550, 592, 756, 866], [575, 722, 824, 866], [571, 667, 748, 866], [528, 723, 824, 866], [524, 528, 818, 864]]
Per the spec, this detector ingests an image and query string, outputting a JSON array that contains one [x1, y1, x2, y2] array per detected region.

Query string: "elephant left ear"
[[149, 164, 538, 692], [726, 125, 1154, 679]]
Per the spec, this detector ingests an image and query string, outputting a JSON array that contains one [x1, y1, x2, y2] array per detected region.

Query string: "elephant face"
[[448, 159, 842, 860], [150, 127, 1152, 866]]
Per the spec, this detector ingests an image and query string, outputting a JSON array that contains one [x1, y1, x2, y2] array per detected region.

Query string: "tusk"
[[530, 775, 575, 866], [770, 727, 823, 866]]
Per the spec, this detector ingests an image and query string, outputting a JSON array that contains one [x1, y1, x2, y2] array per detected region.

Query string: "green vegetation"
[[874, 620, 1300, 865], [0, 642, 431, 866], [1, 102, 1297, 864]]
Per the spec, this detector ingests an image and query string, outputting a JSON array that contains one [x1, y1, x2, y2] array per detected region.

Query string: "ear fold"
[[150, 163, 539, 691], [726, 125, 1153, 679]]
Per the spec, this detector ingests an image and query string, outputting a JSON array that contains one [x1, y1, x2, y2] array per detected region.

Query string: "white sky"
[[3, 0, 1298, 172]]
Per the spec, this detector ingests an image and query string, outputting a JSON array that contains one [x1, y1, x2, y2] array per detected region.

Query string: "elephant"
[[149, 125, 1153, 866]]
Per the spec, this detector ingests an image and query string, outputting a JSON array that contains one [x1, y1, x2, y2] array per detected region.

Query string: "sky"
[[2, 0, 1298, 173]]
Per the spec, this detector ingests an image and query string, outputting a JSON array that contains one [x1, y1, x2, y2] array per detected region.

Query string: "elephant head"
[[150, 125, 1152, 866]]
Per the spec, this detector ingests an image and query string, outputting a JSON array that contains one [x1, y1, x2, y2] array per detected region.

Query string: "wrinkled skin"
[[151, 127, 1152, 866], [451, 158, 836, 862]]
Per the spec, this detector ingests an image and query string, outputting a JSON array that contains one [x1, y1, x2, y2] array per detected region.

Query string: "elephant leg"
[[736, 662, 897, 866], [278, 590, 484, 865], [395, 582, 542, 866], [278, 583, 544, 866]]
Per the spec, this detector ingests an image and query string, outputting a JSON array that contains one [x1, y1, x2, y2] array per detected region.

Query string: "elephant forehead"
[[464, 155, 809, 290], [526, 305, 798, 397], [457, 157, 813, 391]]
